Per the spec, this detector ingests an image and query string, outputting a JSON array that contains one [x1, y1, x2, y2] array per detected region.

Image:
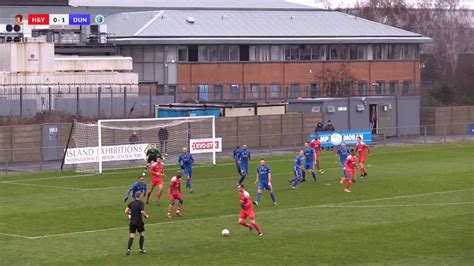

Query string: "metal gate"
[[42, 124, 60, 161]]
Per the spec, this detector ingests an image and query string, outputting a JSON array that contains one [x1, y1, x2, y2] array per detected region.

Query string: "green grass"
[[0, 142, 473, 265]]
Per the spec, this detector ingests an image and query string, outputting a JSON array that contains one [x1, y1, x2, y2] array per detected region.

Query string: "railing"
[[0, 123, 471, 174]]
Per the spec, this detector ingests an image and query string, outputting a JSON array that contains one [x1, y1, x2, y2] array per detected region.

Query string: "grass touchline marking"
[[321, 202, 474, 208], [5, 187, 470, 240]]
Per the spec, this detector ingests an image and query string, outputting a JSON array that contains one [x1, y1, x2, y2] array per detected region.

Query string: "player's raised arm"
[[124, 186, 133, 202]]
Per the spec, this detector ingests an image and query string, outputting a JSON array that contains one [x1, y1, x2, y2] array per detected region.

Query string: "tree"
[[315, 63, 356, 96], [343, 0, 473, 87]]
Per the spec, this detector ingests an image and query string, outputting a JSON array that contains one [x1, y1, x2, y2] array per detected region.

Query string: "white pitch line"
[[0, 232, 32, 239], [5, 187, 468, 240], [321, 202, 474, 208], [0, 181, 87, 191], [3, 165, 358, 192], [1, 142, 467, 183]]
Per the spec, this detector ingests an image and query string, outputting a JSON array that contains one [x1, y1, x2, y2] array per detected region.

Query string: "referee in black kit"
[[124, 191, 149, 255]]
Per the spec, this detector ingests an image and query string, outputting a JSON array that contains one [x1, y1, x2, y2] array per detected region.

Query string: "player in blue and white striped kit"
[[238, 144, 251, 185], [288, 150, 304, 189]]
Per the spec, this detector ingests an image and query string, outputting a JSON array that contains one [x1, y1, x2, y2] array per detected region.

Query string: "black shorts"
[[129, 222, 145, 233]]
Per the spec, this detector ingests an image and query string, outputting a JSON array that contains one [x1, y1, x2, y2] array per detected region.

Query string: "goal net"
[[68, 116, 216, 173]]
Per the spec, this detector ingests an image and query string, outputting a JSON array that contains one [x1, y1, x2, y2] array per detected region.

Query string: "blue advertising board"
[[310, 130, 372, 148], [470, 123, 474, 135]]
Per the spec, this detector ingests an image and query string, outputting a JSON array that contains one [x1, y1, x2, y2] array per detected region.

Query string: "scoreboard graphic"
[[26, 14, 104, 25]]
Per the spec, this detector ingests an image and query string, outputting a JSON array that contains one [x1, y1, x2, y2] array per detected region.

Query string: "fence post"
[[424, 125, 427, 144], [444, 126, 447, 143], [4, 149, 8, 174], [39, 146, 43, 171], [404, 127, 408, 144], [269, 137, 272, 156], [463, 123, 466, 142], [123, 86, 127, 118], [76, 86, 80, 117], [98, 86, 102, 118], [19, 87, 23, 118], [149, 87, 153, 117], [48, 86, 52, 114], [383, 132, 386, 146]]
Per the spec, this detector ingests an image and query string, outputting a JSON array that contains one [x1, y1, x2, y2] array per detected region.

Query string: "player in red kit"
[[238, 184, 263, 236], [340, 149, 358, 193], [167, 171, 183, 220], [146, 158, 165, 205], [355, 136, 371, 178], [310, 134, 324, 174]]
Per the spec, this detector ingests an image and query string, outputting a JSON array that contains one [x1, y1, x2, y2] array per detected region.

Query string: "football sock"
[[146, 192, 152, 202], [239, 221, 251, 228], [256, 192, 262, 203], [127, 237, 134, 250], [238, 174, 246, 185], [345, 180, 352, 190], [139, 236, 144, 250], [177, 203, 183, 211], [156, 190, 162, 202], [252, 222, 262, 234], [270, 192, 276, 203], [316, 163, 321, 171], [311, 172, 317, 182], [292, 177, 300, 187], [167, 204, 173, 213], [302, 171, 306, 180]]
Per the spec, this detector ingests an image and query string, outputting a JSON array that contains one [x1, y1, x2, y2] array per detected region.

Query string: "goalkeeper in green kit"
[[142, 143, 163, 176]]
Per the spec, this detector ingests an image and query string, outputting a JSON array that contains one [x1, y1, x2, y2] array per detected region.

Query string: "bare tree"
[[315, 63, 356, 96]]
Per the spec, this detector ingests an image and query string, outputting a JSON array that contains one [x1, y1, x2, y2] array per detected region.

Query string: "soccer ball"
[[221, 229, 230, 237], [142, 172, 146, 177]]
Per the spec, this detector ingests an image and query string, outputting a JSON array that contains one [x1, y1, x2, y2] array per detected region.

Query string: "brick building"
[[107, 9, 431, 102]]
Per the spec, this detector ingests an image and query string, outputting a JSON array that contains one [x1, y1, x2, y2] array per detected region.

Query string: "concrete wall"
[[421, 106, 474, 135]]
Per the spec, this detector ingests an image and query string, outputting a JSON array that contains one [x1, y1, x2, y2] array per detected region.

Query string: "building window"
[[258, 45, 270, 61], [310, 83, 321, 97], [404, 45, 416, 59], [219, 45, 230, 61], [249, 84, 260, 99], [311, 45, 324, 60], [209, 45, 219, 61], [350, 45, 366, 60], [178, 46, 188, 62], [289, 83, 300, 97], [230, 84, 240, 99], [198, 84, 209, 101], [328, 45, 347, 60], [329, 82, 341, 96], [270, 84, 281, 98], [373, 45, 383, 60], [229, 45, 239, 61], [299, 45, 311, 60], [343, 81, 352, 96], [270, 45, 281, 61], [154, 45, 164, 62], [357, 45, 366, 59], [374, 80, 385, 95], [214, 84, 223, 100], [285, 45, 299, 60], [358, 81, 368, 96], [389, 81, 398, 95], [402, 80, 412, 95], [143, 63, 155, 81], [249, 46, 257, 61], [198, 46, 209, 61]]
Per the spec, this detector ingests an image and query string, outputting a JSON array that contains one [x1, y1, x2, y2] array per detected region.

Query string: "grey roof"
[[107, 10, 432, 44], [69, 0, 312, 9]]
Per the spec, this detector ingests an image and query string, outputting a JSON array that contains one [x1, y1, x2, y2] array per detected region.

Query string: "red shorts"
[[151, 177, 163, 187], [239, 209, 255, 220], [359, 157, 366, 164], [168, 191, 182, 202], [346, 170, 355, 178]]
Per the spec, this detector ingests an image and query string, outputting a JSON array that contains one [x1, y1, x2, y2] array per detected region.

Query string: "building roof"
[[69, 0, 312, 10], [107, 10, 432, 44]]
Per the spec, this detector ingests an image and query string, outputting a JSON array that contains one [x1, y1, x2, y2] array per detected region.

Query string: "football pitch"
[[0, 142, 473, 265]]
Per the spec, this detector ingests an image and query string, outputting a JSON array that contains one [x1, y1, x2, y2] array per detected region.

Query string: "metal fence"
[[0, 82, 421, 118], [0, 123, 471, 174]]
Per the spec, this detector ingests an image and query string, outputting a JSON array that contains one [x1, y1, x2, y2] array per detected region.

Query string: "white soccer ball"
[[221, 229, 230, 237], [142, 172, 146, 177]]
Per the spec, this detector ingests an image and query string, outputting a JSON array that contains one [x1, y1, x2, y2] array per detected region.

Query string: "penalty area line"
[[18, 187, 473, 240]]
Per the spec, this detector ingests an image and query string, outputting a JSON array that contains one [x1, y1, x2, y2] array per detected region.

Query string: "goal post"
[[66, 116, 218, 174]]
